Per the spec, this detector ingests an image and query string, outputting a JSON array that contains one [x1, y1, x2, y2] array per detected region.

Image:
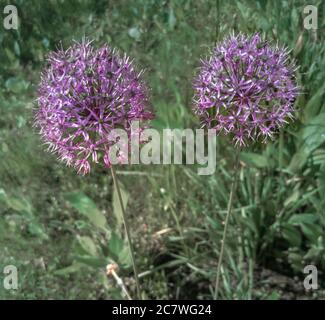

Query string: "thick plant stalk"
[[214, 149, 240, 299], [110, 166, 141, 299]]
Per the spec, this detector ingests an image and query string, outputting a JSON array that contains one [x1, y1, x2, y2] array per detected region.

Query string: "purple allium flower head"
[[193, 33, 299, 146], [35, 40, 154, 174]]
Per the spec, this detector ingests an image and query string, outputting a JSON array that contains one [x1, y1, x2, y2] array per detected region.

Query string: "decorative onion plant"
[[34, 40, 154, 299], [193, 33, 299, 299]]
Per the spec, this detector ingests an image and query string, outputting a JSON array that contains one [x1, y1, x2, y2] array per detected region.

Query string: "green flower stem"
[[214, 149, 240, 299], [110, 166, 141, 300]]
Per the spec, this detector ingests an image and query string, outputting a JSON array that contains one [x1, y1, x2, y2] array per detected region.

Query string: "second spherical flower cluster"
[[193, 33, 298, 146]]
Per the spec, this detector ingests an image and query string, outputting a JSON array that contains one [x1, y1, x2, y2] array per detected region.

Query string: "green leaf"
[[288, 252, 304, 272], [268, 291, 281, 300], [168, 7, 177, 30], [14, 41, 20, 56], [5, 77, 29, 94], [301, 113, 325, 155], [64, 192, 108, 230], [288, 213, 323, 243], [118, 246, 131, 267], [236, 1, 249, 20], [288, 150, 308, 172], [300, 223, 322, 244], [281, 224, 302, 247], [109, 232, 124, 257], [284, 189, 300, 207], [128, 27, 141, 40], [0, 189, 31, 213], [288, 213, 318, 225], [240, 152, 269, 168], [303, 84, 325, 122], [318, 165, 325, 198], [54, 263, 83, 276], [0, 191, 48, 240], [0, 188, 7, 203], [7, 197, 32, 213], [74, 255, 108, 268], [77, 236, 99, 256], [4, 48, 18, 64], [304, 247, 324, 260], [205, 215, 222, 230], [27, 222, 49, 240], [108, 233, 131, 267]]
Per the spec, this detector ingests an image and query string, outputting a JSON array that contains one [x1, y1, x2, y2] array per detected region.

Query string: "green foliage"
[[63, 191, 132, 268], [64, 191, 108, 230]]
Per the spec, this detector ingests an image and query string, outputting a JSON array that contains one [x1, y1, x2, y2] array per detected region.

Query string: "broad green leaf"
[[108, 233, 131, 267], [304, 247, 324, 260], [303, 84, 325, 122], [288, 213, 318, 225], [281, 224, 302, 247], [27, 222, 49, 240], [288, 252, 304, 272], [288, 150, 308, 172], [236, 1, 249, 20], [5, 77, 29, 94], [64, 191, 108, 230], [54, 263, 83, 276], [0, 191, 48, 240], [109, 232, 124, 258], [240, 152, 268, 168], [74, 255, 108, 268], [77, 236, 99, 256], [268, 291, 281, 300], [118, 246, 131, 267], [301, 113, 325, 155], [284, 189, 300, 207], [7, 197, 32, 213], [300, 223, 322, 244], [0, 189, 32, 213]]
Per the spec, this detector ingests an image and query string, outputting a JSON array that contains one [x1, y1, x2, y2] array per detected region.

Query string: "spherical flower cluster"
[[193, 33, 298, 146], [35, 40, 154, 174]]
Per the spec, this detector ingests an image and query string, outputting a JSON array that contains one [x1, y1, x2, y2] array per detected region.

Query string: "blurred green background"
[[0, 0, 324, 299]]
